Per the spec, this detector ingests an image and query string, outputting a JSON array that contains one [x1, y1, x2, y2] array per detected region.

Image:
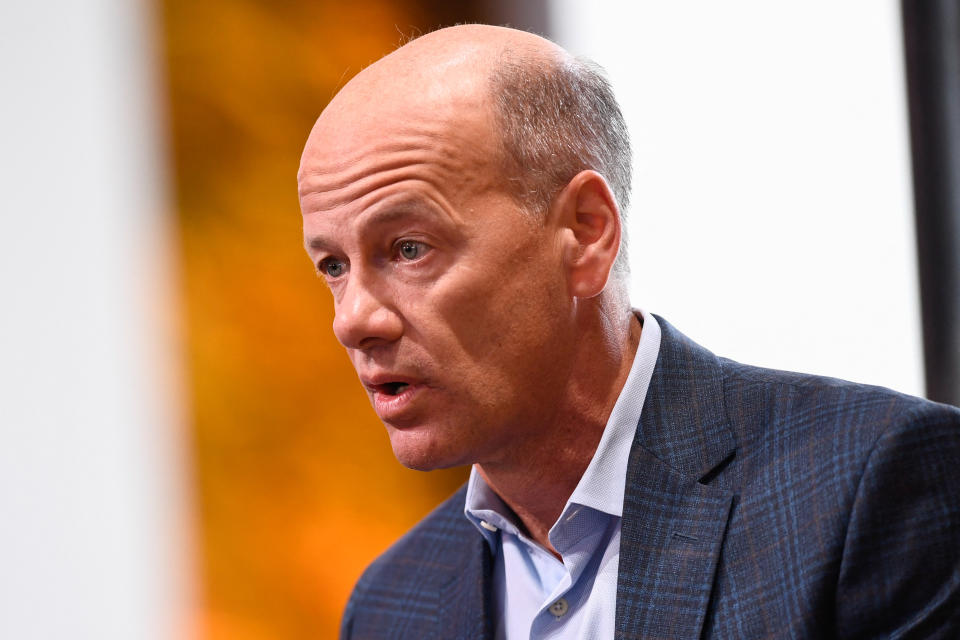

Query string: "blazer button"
[[549, 598, 569, 618]]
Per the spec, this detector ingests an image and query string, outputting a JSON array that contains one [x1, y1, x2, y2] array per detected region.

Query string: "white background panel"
[[0, 1, 192, 637], [550, 0, 923, 395]]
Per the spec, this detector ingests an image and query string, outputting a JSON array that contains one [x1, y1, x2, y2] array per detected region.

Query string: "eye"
[[396, 240, 429, 261], [318, 256, 347, 278]]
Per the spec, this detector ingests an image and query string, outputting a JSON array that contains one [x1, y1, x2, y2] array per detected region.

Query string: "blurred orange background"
[[159, 1, 516, 637]]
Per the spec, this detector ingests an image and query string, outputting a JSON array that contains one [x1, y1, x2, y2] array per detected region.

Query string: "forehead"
[[298, 71, 505, 219]]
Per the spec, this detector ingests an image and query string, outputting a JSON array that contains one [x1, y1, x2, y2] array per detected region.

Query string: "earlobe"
[[554, 170, 622, 299]]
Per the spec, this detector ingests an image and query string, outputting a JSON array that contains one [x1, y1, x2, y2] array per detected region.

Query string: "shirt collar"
[[566, 310, 660, 517], [464, 464, 518, 547], [464, 310, 662, 542]]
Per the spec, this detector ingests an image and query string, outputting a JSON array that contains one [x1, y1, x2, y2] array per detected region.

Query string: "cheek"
[[422, 253, 568, 383]]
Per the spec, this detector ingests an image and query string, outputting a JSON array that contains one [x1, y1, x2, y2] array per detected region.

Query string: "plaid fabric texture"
[[341, 316, 960, 639]]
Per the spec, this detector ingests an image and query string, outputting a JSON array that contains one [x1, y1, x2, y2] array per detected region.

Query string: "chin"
[[388, 429, 471, 471]]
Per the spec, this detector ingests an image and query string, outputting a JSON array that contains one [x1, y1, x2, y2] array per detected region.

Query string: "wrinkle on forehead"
[[299, 115, 500, 216]]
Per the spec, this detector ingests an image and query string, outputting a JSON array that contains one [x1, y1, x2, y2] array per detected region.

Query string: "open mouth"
[[380, 382, 410, 396]]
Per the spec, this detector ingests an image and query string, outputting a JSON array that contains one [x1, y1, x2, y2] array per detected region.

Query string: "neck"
[[475, 298, 641, 555]]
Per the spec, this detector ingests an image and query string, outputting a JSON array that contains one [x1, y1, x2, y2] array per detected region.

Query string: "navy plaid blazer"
[[341, 316, 960, 639]]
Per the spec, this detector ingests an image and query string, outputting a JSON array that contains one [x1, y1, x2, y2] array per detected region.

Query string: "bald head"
[[300, 24, 632, 276], [317, 25, 562, 120]]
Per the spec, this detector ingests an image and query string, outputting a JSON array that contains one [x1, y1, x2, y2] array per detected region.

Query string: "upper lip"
[[360, 372, 422, 393]]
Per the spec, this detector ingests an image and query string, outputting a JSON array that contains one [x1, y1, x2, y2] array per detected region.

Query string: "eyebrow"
[[305, 236, 332, 252], [304, 200, 448, 253]]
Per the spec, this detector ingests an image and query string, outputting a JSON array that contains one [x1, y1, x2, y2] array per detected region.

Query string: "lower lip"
[[372, 384, 425, 422]]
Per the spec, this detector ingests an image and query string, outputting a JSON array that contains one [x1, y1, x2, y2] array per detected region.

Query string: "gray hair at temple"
[[491, 51, 633, 277]]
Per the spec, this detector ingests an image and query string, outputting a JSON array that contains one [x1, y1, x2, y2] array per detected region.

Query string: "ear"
[[552, 170, 623, 298]]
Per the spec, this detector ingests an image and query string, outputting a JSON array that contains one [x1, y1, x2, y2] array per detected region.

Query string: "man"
[[298, 24, 960, 639]]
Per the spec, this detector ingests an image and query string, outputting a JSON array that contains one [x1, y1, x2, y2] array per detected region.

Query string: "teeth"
[[394, 383, 409, 394]]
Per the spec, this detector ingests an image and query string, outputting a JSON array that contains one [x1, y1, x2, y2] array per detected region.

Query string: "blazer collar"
[[616, 315, 736, 639], [633, 315, 736, 480]]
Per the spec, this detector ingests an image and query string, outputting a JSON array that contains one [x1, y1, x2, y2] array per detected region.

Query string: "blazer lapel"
[[615, 316, 737, 640], [439, 533, 494, 639]]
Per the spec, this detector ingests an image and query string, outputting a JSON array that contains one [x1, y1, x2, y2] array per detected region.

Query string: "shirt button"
[[479, 520, 498, 532], [549, 598, 569, 618]]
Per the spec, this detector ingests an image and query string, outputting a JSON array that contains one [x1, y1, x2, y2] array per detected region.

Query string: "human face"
[[299, 99, 576, 471]]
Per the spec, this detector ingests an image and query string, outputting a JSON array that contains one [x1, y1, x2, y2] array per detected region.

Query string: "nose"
[[332, 274, 403, 350]]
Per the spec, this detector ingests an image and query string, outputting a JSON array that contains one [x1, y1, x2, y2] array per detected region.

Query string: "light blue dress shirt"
[[464, 311, 662, 639]]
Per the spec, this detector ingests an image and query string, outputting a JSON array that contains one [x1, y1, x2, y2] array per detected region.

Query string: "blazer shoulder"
[[703, 358, 960, 637], [718, 356, 953, 445]]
